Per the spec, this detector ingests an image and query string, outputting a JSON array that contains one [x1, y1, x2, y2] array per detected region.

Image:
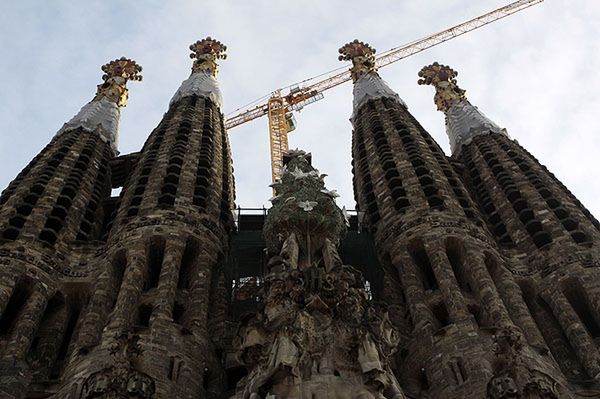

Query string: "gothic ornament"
[[297, 200, 318, 212], [487, 327, 561, 399], [487, 373, 520, 399], [55, 57, 142, 152], [189, 36, 227, 76], [95, 57, 143, 107], [339, 39, 377, 81], [263, 152, 346, 255], [235, 151, 406, 399], [320, 189, 340, 198], [170, 37, 226, 107], [81, 333, 155, 398], [342, 39, 406, 116], [418, 61, 507, 154], [418, 62, 465, 112]]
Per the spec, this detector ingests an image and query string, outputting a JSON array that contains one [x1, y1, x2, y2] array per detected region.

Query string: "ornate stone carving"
[[418, 61, 507, 154], [95, 57, 143, 107], [81, 333, 155, 398], [170, 37, 227, 108], [417, 62, 465, 112], [340, 39, 405, 115], [339, 40, 377, 81], [488, 373, 519, 398], [234, 261, 405, 398], [487, 327, 560, 399], [262, 151, 347, 260], [189, 37, 227, 76], [233, 151, 405, 399]]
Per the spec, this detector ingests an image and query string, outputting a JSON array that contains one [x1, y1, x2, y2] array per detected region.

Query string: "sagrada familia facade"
[[0, 36, 599, 398]]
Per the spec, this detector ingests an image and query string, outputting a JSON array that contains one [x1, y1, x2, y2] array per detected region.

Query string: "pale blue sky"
[[1, 1, 599, 217]]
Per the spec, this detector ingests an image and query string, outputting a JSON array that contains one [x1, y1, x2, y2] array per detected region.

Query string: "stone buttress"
[[0, 58, 141, 398], [56, 38, 235, 398], [343, 41, 570, 398], [420, 62, 600, 392]]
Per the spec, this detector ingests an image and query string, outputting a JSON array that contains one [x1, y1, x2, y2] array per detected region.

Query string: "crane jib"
[[223, 0, 544, 184]]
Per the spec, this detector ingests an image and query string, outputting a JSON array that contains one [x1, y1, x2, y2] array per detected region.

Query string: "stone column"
[[529, 298, 584, 378], [0, 273, 16, 315], [187, 251, 214, 334], [545, 291, 600, 379], [577, 279, 600, 336], [33, 303, 68, 378], [426, 243, 469, 323], [153, 239, 185, 322], [208, 268, 228, 338], [396, 251, 435, 332], [4, 289, 48, 358], [464, 250, 512, 327], [495, 275, 546, 348], [76, 270, 113, 350], [107, 246, 147, 331]]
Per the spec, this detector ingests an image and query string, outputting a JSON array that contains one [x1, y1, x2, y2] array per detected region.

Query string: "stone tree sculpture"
[[232, 150, 406, 399]]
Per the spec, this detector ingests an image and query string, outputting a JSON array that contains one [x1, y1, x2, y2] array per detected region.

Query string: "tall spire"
[[57, 57, 142, 154], [170, 37, 226, 108], [339, 39, 405, 115], [418, 62, 506, 155]]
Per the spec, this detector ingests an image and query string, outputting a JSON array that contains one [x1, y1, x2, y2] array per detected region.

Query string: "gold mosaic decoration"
[[189, 37, 227, 76], [338, 40, 377, 81], [418, 62, 466, 112], [94, 57, 143, 107]]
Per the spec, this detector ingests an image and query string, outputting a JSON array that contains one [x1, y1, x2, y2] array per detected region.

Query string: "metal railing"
[[231, 206, 367, 232]]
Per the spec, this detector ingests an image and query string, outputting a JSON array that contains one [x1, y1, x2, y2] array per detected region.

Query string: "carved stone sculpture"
[[233, 151, 405, 399]]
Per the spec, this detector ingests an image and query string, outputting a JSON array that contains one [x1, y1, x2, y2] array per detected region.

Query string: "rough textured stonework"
[[0, 58, 142, 398], [56, 39, 235, 398], [0, 38, 599, 399], [418, 62, 600, 396], [231, 151, 405, 398]]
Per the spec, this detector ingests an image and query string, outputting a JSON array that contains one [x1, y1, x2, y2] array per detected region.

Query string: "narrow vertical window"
[[564, 280, 600, 339], [145, 237, 165, 291], [50, 304, 81, 379], [409, 240, 438, 291], [0, 280, 31, 335], [446, 238, 471, 293], [177, 239, 198, 290]]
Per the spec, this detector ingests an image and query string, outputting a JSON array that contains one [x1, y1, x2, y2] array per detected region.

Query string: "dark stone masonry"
[[0, 38, 599, 398]]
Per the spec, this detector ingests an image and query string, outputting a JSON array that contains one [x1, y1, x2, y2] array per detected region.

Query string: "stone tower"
[[418, 62, 600, 394], [0, 57, 142, 397], [0, 37, 235, 398], [341, 39, 597, 398], [0, 36, 600, 399], [56, 37, 235, 398]]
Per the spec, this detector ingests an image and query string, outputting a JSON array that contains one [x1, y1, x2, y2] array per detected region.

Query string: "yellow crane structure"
[[225, 0, 544, 184]]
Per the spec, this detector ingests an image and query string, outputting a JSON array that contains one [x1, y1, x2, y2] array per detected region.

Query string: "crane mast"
[[267, 93, 290, 183], [225, 0, 543, 184]]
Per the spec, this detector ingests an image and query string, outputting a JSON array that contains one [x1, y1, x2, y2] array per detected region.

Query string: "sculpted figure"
[[488, 374, 519, 398], [232, 152, 406, 399]]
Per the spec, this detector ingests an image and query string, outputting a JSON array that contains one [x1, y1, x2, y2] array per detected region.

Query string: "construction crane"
[[225, 0, 544, 184]]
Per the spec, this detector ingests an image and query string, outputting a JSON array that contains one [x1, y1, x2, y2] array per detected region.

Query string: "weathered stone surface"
[[232, 153, 405, 399], [349, 63, 584, 397]]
